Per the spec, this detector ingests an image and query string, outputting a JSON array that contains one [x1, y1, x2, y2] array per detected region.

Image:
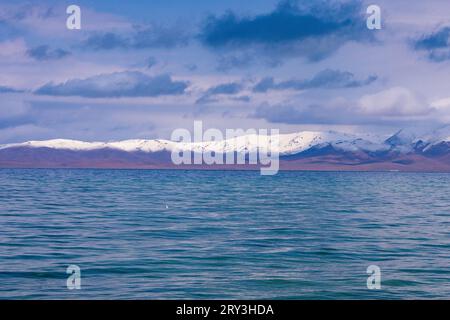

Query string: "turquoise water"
[[0, 169, 449, 299]]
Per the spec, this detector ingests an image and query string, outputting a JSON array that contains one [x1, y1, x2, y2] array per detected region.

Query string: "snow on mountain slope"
[[2, 128, 450, 172], [0, 139, 174, 153], [418, 126, 450, 145], [3, 139, 108, 151], [0, 131, 389, 155], [276, 131, 387, 154], [3, 127, 450, 156], [384, 129, 417, 153]]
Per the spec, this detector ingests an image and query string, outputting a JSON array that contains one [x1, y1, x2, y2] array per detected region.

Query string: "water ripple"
[[0, 169, 449, 299]]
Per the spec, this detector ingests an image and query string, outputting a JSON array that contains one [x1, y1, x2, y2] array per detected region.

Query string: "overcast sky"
[[1, 0, 450, 143]]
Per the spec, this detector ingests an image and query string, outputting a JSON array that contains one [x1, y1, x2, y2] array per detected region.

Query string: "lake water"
[[0, 169, 449, 299]]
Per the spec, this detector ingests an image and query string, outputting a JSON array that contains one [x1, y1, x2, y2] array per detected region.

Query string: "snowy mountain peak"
[[419, 125, 450, 144], [1, 127, 450, 156], [0, 131, 381, 155], [385, 129, 416, 146]]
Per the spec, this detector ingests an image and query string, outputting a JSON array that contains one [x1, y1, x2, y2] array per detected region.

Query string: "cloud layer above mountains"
[[35, 72, 189, 98]]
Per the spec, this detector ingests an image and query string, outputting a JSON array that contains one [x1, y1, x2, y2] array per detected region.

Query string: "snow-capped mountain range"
[[1, 127, 450, 171], [0, 130, 388, 155]]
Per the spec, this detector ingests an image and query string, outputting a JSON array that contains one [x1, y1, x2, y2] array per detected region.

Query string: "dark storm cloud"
[[132, 24, 190, 49], [34, 71, 189, 98], [27, 45, 70, 61], [414, 26, 450, 62], [0, 85, 25, 93], [415, 27, 450, 50], [206, 82, 242, 95], [0, 4, 56, 41], [199, 0, 373, 64], [146, 56, 157, 69], [0, 19, 20, 40], [253, 69, 377, 92], [0, 115, 33, 129], [82, 23, 190, 50], [231, 95, 251, 103], [196, 82, 243, 104], [82, 32, 129, 50]]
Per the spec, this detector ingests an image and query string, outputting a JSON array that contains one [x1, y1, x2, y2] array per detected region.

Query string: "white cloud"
[[358, 87, 429, 116], [431, 97, 450, 110]]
